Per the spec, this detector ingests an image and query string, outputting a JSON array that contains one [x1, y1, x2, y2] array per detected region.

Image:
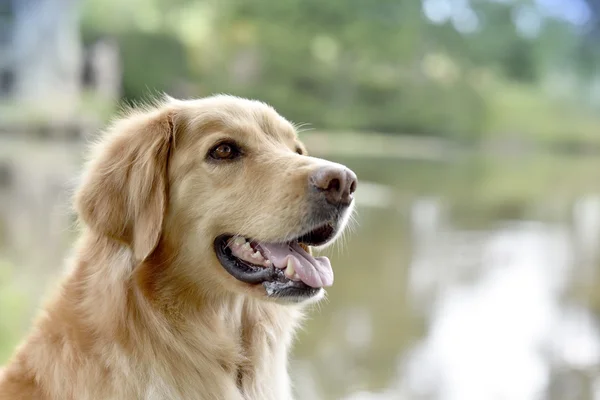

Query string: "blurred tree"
[[1, 0, 82, 118], [576, 0, 600, 77], [78, 0, 600, 142], [0, 0, 14, 95]]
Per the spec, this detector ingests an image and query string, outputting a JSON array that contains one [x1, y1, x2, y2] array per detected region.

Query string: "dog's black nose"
[[310, 165, 357, 206]]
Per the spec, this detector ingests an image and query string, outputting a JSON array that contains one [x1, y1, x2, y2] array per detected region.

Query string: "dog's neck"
[[53, 231, 304, 399]]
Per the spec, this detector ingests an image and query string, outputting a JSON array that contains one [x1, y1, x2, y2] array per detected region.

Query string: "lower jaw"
[[262, 280, 322, 302]]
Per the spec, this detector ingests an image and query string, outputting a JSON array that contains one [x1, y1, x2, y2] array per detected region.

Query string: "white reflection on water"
[[407, 224, 568, 399], [402, 198, 600, 400], [342, 195, 600, 400]]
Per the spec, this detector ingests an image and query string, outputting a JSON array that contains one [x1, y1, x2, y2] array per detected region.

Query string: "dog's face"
[[76, 95, 357, 304]]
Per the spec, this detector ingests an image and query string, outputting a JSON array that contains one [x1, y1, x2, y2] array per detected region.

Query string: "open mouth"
[[214, 223, 336, 299]]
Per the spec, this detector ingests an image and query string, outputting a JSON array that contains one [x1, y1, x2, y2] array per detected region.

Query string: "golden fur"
[[0, 95, 354, 399]]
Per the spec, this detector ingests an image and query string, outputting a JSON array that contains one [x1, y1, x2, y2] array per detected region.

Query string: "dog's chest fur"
[[130, 298, 300, 400], [0, 277, 302, 400]]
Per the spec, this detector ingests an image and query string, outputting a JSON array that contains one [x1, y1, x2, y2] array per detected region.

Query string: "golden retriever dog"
[[0, 95, 357, 400]]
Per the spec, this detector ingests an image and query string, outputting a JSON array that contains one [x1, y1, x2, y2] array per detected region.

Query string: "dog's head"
[[75, 95, 357, 304]]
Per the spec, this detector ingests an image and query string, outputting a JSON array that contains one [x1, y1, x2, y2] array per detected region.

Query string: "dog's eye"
[[209, 142, 241, 161]]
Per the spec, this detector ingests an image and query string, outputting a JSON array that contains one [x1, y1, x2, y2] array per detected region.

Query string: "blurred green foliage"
[[0, 259, 29, 362], [78, 0, 599, 143]]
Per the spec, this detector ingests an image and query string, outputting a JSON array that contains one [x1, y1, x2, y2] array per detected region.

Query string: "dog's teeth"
[[284, 259, 295, 278], [233, 237, 246, 245], [251, 251, 263, 260], [242, 242, 251, 251], [292, 273, 300, 281], [265, 260, 272, 267]]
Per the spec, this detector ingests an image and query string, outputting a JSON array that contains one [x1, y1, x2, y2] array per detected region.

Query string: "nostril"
[[327, 178, 341, 193], [349, 179, 357, 195]]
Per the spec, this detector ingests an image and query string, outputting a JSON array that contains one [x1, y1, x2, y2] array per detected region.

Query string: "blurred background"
[[1, 0, 600, 399]]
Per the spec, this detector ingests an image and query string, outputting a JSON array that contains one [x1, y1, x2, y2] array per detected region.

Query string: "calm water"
[[1, 141, 600, 400]]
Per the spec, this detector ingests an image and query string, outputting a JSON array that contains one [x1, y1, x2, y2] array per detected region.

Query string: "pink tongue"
[[258, 242, 333, 288]]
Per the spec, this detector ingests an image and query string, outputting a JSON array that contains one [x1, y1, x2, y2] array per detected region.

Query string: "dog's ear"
[[75, 108, 174, 262]]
